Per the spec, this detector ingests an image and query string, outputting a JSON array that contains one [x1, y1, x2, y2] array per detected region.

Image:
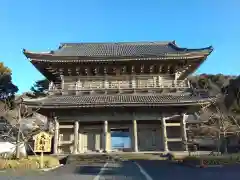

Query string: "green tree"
[[29, 79, 49, 98], [0, 62, 18, 108], [223, 75, 240, 110]]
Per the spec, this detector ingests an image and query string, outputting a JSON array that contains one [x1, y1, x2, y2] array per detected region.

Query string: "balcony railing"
[[49, 79, 190, 93]]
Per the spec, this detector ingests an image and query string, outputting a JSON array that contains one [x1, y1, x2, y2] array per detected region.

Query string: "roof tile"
[[23, 94, 215, 108], [52, 42, 212, 57]]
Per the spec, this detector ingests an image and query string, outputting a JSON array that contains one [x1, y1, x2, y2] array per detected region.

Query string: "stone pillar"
[[53, 117, 59, 154], [162, 118, 168, 152], [133, 120, 138, 152], [103, 121, 108, 152], [73, 121, 79, 154], [181, 114, 188, 151]]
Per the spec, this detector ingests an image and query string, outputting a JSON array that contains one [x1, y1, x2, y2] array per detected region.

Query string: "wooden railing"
[[49, 79, 190, 93]]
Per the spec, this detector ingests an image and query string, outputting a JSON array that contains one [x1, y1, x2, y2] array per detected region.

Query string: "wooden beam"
[[150, 64, 154, 73], [76, 67, 80, 75], [140, 64, 144, 73], [67, 68, 72, 76], [58, 68, 64, 75]]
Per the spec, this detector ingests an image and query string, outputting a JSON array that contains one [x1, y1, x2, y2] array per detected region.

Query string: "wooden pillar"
[[48, 81, 54, 95], [78, 133, 82, 153], [131, 66, 136, 91], [60, 75, 64, 89], [60, 75, 67, 95], [53, 117, 59, 154], [103, 121, 109, 152], [158, 76, 162, 87], [162, 118, 168, 152], [174, 73, 178, 87], [133, 120, 138, 152], [181, 114, 188, 151], [73, 121, 79, 154], [76, 79, 82, 95], [131, 76, 136, 89]]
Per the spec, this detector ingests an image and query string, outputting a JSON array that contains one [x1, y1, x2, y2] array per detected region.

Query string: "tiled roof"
[[23, 94, 215, 108], [23, 41, 213, 59], [52, 42, 212, 57]]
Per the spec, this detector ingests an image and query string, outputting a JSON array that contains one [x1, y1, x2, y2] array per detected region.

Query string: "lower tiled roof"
[[23, 94, 216, 108]]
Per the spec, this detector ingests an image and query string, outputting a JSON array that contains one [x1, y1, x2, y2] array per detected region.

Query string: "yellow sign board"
[[33, 131, 52, 152]]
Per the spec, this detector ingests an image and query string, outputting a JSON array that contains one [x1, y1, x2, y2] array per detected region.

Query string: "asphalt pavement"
[[1, 157, 240, 180], [0, 159, 149, 180], [136, 159, 240, 180]]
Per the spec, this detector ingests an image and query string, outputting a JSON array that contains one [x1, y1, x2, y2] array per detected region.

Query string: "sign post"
[[33, 132, 52, 169]]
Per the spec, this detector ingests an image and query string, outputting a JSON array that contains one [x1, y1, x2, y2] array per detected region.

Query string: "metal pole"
[[40, 151, 44, 169]]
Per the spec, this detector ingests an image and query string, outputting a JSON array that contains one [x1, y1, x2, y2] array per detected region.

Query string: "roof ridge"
[[61, 41, 174, 46]]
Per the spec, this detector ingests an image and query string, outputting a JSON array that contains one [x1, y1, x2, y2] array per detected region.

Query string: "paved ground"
[[136, 160, 240, 180], [0, 160, 147, 180], [1, 158, 240, 180]]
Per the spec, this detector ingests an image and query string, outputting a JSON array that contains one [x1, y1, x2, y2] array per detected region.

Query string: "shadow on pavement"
[[134, 159, 240, 180], [73, 161, 146, 179], [74, 165, 117, 175], [59, 156, 68, 164]]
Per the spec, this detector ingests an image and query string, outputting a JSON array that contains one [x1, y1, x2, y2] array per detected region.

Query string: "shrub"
[[0, 156, 59, 170], [182, 155, 240, 165], [28, 156, 60, 168], [0, 152, 26, 160], [0, 159, 7, 169]]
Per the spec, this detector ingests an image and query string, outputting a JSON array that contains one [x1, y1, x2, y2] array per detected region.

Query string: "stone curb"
[[40, 164, 64, 172], [180, 162, 223, 168], [195, 165, 223, 168]]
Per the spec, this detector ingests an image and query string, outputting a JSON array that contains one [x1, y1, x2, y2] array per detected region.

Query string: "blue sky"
[[0, 0, 239, 93]]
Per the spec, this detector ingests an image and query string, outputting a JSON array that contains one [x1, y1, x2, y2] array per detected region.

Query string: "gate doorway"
[[111, 128, 131, 151]]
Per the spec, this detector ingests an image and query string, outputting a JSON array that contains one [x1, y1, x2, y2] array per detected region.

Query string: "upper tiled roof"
[[23, 94, 216, 108], [23, 41, 213, 59], [53, 42, 210, 57]]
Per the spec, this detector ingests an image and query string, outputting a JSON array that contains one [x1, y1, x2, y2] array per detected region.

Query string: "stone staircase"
[[66, 154, 114, 164]]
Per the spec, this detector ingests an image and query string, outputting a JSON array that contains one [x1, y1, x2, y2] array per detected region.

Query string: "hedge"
[[181, 155, 240, 166], [0, 156, 60, 170]]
